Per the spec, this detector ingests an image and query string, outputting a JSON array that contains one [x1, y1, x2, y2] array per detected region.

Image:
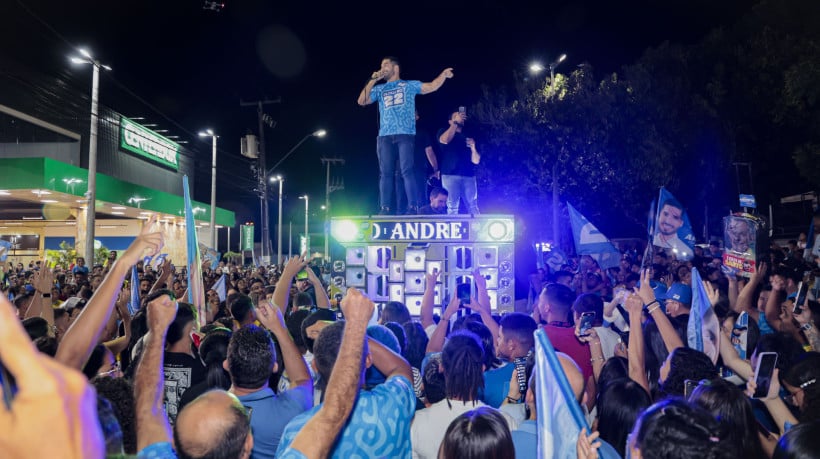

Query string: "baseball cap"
[[664, 283, 692, 306], [295, 270, 309, 280]]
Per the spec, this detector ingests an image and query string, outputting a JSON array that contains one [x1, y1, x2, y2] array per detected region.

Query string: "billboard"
[[119, 116, 180, 170]]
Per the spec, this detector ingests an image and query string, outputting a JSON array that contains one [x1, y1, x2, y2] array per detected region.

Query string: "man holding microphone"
[[358, 57, 453, 215]]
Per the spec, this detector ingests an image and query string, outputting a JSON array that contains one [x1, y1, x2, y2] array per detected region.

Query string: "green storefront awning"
[[0, 157, 235, 227]]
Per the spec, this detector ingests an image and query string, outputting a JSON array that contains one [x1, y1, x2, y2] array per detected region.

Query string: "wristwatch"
[[802, 322, 814, 331]]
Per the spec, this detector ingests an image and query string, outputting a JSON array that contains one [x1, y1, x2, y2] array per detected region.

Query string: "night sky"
[[3, 0, 758, 231]]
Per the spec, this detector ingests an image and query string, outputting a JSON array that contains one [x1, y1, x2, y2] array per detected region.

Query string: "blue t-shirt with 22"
[[370, 80, 422, 136]]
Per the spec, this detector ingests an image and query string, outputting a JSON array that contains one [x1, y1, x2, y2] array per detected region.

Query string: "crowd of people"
[[3, 209, 820, 458]]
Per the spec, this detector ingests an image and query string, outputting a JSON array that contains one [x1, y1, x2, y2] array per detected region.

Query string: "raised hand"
[[442, 294, 460, 321], [441, 68, 454, 78], [704, 281, 720, 307], [146, 292, 177, 333], [576, 428, 601, 459], [341, 288, 375, 324], [256, 299, 286, 333], [0, 294, 104, 458], [33, 264, 54, 294], [282, 252, 309, 279], [636, 269, 656, 305], [121, 215, 164, 266], [425, 269, 441, 290], [625, 293, 644, 317]]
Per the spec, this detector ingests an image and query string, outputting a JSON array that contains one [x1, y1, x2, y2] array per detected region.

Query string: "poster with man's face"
[[722, 216, 757, 277]]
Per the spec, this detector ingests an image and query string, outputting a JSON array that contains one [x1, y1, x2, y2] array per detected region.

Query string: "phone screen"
[[794, 282, 808, 314], [753, 352, 778, 398], [457, 282, 471, 306], [579, 312, 595, 336]]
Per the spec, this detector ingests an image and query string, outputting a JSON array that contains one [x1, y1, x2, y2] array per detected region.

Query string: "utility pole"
[[240, 97, 281, 263], [321, 157, 345, 263]]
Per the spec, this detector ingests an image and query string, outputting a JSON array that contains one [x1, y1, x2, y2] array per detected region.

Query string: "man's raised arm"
[[56, 215, 163, 370], [284, 288, 373, 458]]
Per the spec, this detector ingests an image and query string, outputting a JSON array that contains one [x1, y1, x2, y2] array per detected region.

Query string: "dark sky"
[[3, 0, 759, 226]]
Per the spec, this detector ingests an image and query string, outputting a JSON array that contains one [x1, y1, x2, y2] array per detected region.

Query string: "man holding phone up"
[[437, 107, 481, 215]]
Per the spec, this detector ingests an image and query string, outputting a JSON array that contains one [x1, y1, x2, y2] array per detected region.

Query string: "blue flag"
[[688, 268, 720, 364], [652, 187, 696, 259], [0, 240, 11, 262], [213, 273, 227, 302], [128, 264, 141, 316], [184, 176, 207, 330], [535, 329, 589, 458], [567, 203, 621, 271]]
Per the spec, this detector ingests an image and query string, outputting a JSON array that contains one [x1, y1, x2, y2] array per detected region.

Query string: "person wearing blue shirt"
[[276, 320, 417, 458], [358, 57, 454, 214]]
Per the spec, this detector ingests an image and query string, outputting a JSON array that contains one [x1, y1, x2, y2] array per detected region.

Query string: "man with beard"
[[418, 187, 448, 215], [358, 56, 454, 214], [437, 109, 481, 215]]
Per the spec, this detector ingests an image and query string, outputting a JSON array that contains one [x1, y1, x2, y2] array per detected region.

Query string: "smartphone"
[[458, 106, 466, 115], [456, 282, 472, 307], [793, 281, 808, 314], [684, 379, 697, 398], [0, 360, 17, 409], [752, 352, 778, 399], [578, 311, 595, 336]]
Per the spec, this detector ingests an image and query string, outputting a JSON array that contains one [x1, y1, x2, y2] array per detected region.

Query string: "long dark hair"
[[199, 329, 232, 390], [633, 399, 732, 459], [782, 352, 820, 423], [438, 406, 514, 459], [773, 421, 820, 459], [689, 378, 766, 459], [596, 378, 652, 457], [442, 330, 485, 403]]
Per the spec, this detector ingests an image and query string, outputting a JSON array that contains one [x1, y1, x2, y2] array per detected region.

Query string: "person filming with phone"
[[436, 107, 481, 215]]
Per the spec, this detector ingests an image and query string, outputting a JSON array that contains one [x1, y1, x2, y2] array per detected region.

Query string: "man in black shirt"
[[418, 187, 448, 215], [437, 109, 481, 215]]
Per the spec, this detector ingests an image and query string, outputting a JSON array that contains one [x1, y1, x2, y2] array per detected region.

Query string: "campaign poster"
[[722, 215, 757, 277]]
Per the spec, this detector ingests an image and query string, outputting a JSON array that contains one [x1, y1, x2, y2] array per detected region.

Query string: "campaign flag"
[[0, 240, 11, 262], [184, 176, 207, 330], [688, 268, 720, 364], [535, 329, 589, 459], [128, 264, 141, 316], [567, 203, 621, 271], [545, 247, 568, 274], [213, 273, 227, 302], [652, 188, 696, 259], [199, 243, 221, 270]]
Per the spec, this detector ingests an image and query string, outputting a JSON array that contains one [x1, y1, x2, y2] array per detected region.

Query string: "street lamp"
[[262, 129, 326, 263], [529, 53, 567, 246], [198, 129, 218, 250], [70, 48, 111, 265], [299, 195, 309, 255], [269, 175, 284, 265]]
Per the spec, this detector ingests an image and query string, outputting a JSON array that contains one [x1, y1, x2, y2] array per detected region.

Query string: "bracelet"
[[590, 357, 605, 363], [647, 304, 661, 315], [643, 300, 659, 311], [505, 396, 520, 404], [802, 322, 814, 331]]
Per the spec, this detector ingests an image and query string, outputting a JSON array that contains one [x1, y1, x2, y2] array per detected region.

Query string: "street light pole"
[[71, 49, 110, 265], [198, 129, 218, 250], [531, 53, 567, 246], [270, 175, 284, 265], [299, 195, 309, 254], [264, 129, 326, 260]]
